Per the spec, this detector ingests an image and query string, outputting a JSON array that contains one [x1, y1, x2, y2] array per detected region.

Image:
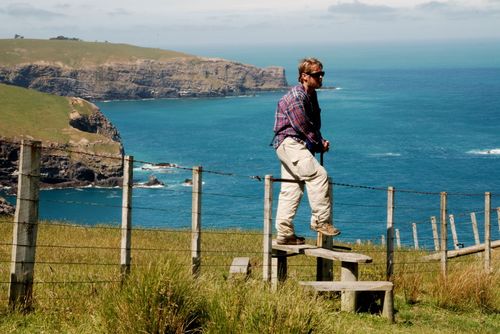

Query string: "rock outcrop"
[[0, 98, 124, 194], [0, 196, 15, 216], [0, 58, 288, 100]]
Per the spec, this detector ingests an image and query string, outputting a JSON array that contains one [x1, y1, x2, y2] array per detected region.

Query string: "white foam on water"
[[467, 148, 500, 155]]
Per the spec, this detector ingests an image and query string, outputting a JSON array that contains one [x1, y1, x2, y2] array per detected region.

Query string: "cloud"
[[107, 8, 131, 16], [415, 1, 500, 19], [328, 0, 397, 17], [2, 3, 65, 18]]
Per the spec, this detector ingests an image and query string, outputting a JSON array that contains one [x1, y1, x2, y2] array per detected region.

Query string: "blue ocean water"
[[14, 41, 500, 248]]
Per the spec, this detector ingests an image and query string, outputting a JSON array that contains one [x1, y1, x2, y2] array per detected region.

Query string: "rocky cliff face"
[[0, 98, 124, 195], [0, 57, 288, 100]]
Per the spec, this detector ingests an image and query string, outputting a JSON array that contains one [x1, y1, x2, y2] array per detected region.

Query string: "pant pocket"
[[294, 156, 317, 178]]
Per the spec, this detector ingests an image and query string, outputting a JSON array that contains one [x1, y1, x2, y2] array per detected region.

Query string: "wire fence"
[[1, 139, 499, 308]]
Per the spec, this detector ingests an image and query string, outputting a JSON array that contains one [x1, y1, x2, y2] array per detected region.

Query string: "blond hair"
[[298, 58, 323, 83]]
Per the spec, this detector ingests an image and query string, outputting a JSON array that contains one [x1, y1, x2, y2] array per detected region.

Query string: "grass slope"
[[0, 216, 498, 333], [0, 39, 194, 67], [0, 83, 120, 154]]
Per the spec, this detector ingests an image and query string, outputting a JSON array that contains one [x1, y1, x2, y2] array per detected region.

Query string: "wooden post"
[[395, 229, 401, 249], [430, 216, 439, 251], [470, 212, 480, 246], [412, 223, 419, 250], [341, 262, 358, 312], [316, 178, 333, 281], [386, 186, 394, 281], [263, 175, 273, 282], [9, 140, 41, 309], [497, 208, 500, 232], [120, 156, 133, 278], [497, 208, 500, 233], [440, 192, 448, 277], [484, 192, 491, 273], [448, 214, 459, 250], [191, 166, 202, 277]]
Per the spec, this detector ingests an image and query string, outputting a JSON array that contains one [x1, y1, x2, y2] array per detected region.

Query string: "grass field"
[[0, 215, 498, 333], [0, 39, 194, 67], [0, 83, 121, 155]]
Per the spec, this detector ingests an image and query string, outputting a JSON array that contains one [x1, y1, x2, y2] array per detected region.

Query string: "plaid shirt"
[[272, 84, 323, 152]]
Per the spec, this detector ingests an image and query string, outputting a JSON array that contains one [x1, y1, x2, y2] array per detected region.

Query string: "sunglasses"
[[306, 71, 325, 78]]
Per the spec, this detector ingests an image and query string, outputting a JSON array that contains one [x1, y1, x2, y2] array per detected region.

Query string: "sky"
[[1, 0, 500, 48]]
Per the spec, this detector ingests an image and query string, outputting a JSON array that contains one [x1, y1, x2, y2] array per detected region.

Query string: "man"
[[272, 57, 340, 245]]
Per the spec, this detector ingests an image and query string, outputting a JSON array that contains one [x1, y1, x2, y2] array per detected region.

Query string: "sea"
[[5, 39, 500, 249]]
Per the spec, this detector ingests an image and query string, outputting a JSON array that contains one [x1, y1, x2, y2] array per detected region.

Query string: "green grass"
[[0, 39, 194, 67], [0, 216, 498, 333], [0, 83, 121, 155]]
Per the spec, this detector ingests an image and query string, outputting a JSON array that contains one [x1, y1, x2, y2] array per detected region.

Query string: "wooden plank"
[[423, 239, 500, 261], [272, 241, 316, 254], [471, 212, 480, 245], [304, 248, 372, 263], [229, 257, 250, 275], [300, 281, 393, 292]]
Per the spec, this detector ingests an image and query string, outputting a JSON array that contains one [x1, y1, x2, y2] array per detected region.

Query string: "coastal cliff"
[[0, 40, 288, 100], [0, 59, 287, 100], [0, 84, 124, 195]]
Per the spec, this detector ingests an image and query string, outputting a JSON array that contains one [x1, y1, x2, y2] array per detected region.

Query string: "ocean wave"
[[467, 148, 500, 155], [134, 183, 165, 189], [369, 152, 401, 157], [138, 163, 179, 172]]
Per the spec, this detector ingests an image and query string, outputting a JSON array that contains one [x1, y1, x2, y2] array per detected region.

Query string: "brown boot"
[[276, 234, 306, 245]]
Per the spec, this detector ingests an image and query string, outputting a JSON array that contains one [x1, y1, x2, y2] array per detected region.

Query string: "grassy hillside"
[[0, 39, 194, 67], [0, 83, 120, 154]]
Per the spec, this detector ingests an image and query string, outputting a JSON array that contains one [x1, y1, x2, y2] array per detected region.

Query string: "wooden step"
[[272, 240, 372, 264]]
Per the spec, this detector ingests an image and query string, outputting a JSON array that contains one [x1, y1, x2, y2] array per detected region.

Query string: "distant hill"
[[0, 39, 287, 100], [0, 39, 193, 67], [0, 83, 123, 192]]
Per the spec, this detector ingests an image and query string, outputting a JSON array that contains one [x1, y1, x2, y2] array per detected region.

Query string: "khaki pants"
[[275, 137, 331, 238]]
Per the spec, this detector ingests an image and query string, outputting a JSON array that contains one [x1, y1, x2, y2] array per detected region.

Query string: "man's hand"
[[322, 139, 330, 152]]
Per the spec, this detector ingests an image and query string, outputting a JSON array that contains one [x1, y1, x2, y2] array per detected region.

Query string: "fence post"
[[430, 216, 439, 251], [395, 229, 401, 249], [120, 155, 133, 278], [386, 186, 394, 281], [497, 207, 500, 233], [440, 192, 448, 277], [484, 192, 491, 273], [448, 214, 459, 250], [316, 178, 333, 281], [191, 166, 202, 277], [412, 223, 419, 250], [470, 212, 480, 246], [263, 175, 273, 282], [9, 140, 41, 309]]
